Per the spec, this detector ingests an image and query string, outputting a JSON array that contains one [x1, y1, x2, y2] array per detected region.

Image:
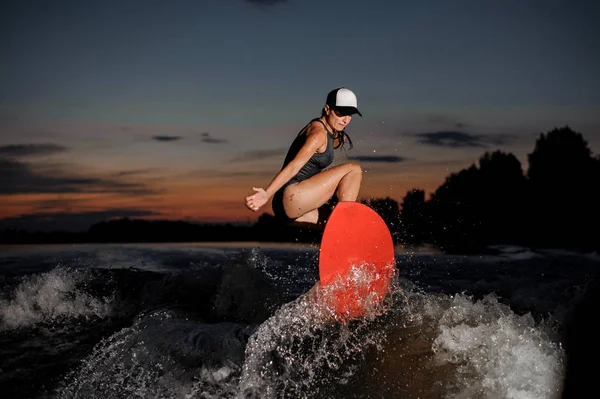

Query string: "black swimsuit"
[[272, 118, 335, 220]]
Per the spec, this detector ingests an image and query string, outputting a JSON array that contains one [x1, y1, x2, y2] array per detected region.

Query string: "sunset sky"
[[1, 0, 599, 231]]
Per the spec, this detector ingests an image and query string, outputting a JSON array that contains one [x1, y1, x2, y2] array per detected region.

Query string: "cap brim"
[[336, 106, 362, 117]]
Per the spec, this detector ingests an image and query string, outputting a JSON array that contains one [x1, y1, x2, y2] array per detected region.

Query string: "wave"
[[431, 294, 563, 398], [1, 244, 587, 398], [0, 267, 113, 330], [55, 309, 254, 399], [238, 273, 396, 398]]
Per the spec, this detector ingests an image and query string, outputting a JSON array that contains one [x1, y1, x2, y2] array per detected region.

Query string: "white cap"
[[326, 87, 362, 116]]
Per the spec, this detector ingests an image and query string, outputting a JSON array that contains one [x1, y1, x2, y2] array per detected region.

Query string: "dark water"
[[0, 242, 597, 398]]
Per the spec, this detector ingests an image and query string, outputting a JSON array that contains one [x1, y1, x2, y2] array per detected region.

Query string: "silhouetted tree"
[[427, 163, 483, 250], [476, 151, 528, 244], [406, 151, 528, 250], [362, 197, 401, 240], [526, 126, 598, 248], [399, 189, 429, 243], [395, 125, 599, 252]]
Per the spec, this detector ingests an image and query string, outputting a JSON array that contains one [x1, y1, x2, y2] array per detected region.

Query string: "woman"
[[245, 87, 363, 225]]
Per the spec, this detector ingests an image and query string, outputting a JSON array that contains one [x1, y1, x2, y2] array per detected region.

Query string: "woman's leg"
[[282, 162, 362, 221]]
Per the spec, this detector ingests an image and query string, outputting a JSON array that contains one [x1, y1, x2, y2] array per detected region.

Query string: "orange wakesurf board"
[[318, 202, 395, 320]]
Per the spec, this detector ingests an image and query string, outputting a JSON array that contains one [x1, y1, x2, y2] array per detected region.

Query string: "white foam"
[[0, 267, 112, 330], [431, 294, 564, 398]]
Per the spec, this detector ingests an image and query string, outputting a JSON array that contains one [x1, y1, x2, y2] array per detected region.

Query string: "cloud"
[[0, 158, 159, 195], [0, 209, 160, 232], [153, 136, 181, 142], [424, 115, 469, 129], [35, 197, 82, 211], [0, 143, 68, 157], [412, 131, 516, 148], [115, 168, 160, 177], [201, 132, 228, 144], [415, 131, 485, 147], [349, 155, 406, 163]]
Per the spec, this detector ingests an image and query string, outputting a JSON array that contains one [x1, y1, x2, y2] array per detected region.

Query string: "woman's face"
[[325, 105, 353, 132]]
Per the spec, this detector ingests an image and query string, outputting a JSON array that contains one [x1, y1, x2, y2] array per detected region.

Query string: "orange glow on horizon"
[[0, 167, 447, 226]]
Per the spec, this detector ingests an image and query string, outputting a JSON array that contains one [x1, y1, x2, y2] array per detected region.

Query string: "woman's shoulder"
[[297, 119, 328, 147], [305, 119, 328, 136]]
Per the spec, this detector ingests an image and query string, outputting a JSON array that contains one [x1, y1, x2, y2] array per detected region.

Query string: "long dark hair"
[[321, 108, 354, 150]]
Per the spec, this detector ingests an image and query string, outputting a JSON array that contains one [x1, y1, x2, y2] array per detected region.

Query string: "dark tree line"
[[365, 126, 600, 252], [0, 214, 324, 245]]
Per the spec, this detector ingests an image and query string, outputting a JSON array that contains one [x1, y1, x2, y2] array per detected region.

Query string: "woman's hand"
[[245, 187, 269, 212]]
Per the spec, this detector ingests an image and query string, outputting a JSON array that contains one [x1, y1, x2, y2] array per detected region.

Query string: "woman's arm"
[[245, 122, 327, 211], [265, 124, 325, 196]]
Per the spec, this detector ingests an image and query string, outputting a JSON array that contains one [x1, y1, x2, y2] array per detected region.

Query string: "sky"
[[1, 0, 599, 231]]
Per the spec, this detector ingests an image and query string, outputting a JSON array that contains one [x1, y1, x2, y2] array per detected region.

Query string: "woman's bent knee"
[[348, 162, 362, 177], [341, 161, 362, 174]]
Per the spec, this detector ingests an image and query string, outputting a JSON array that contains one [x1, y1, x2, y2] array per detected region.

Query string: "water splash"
[[0, 266, 112, 330], [56, 309, 252, 399], [431, 294, 564, 398], [317, 261, 396, 322], [237, 264, 396, 398]]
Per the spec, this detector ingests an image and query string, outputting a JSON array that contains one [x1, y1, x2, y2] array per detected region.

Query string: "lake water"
[[0, 242, 597, 398]]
